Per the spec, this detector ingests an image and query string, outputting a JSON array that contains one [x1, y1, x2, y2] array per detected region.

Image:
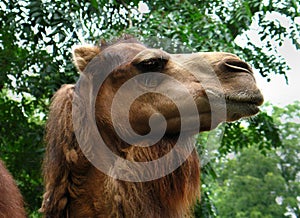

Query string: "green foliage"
[[214, 149, 287, 217], [209, 102, 300, 217], [0, 0, 299, 216], [220, 112, 282, 156], [0, 90, 44, 214]]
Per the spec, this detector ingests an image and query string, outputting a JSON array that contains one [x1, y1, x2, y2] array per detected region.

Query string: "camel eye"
[[134, 58, 168, 72]]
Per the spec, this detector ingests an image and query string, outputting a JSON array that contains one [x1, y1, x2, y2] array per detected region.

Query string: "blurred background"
[[0, 1, 299, 217]]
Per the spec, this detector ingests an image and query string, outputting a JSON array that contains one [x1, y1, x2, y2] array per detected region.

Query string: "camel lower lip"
[[208, 99, 260, 113], [225, 102, 260, 121]]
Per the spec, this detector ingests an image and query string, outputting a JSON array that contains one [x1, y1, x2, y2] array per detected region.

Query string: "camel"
[[40, 36, 263, 217], [0, 160, 26, 218]]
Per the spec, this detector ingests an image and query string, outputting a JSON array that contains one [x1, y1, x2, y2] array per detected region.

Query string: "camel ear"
[[73, 45, 100, 73]]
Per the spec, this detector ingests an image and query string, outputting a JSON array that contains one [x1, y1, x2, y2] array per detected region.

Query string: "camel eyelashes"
[[133, 58, 168, 72]]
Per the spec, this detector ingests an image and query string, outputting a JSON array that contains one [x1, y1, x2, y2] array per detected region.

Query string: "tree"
[[0, 0, 299, 216], [271, 102, 300, 216], [214, 148, 287, 217], [212, 102, 300, 217]]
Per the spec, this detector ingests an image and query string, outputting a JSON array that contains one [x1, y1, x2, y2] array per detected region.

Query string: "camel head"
[[73, 37, 263, 139]]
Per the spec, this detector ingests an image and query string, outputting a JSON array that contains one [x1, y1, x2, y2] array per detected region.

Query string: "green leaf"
[[91, 0, 98, 9]]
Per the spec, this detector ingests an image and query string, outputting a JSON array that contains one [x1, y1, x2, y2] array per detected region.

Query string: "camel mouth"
[[200, 89, 264, 123], [225, 93, 264, 112], [167, 90, 263, 132], [225, 96, 264, 108]]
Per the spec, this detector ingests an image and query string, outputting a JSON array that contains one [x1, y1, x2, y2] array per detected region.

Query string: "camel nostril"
[[223, 59, 253, 74]]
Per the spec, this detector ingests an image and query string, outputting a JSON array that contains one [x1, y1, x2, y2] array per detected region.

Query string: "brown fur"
[[40, 85, 200, 217], [0, 160, 26, 218], [40, 37, 263, 217]]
